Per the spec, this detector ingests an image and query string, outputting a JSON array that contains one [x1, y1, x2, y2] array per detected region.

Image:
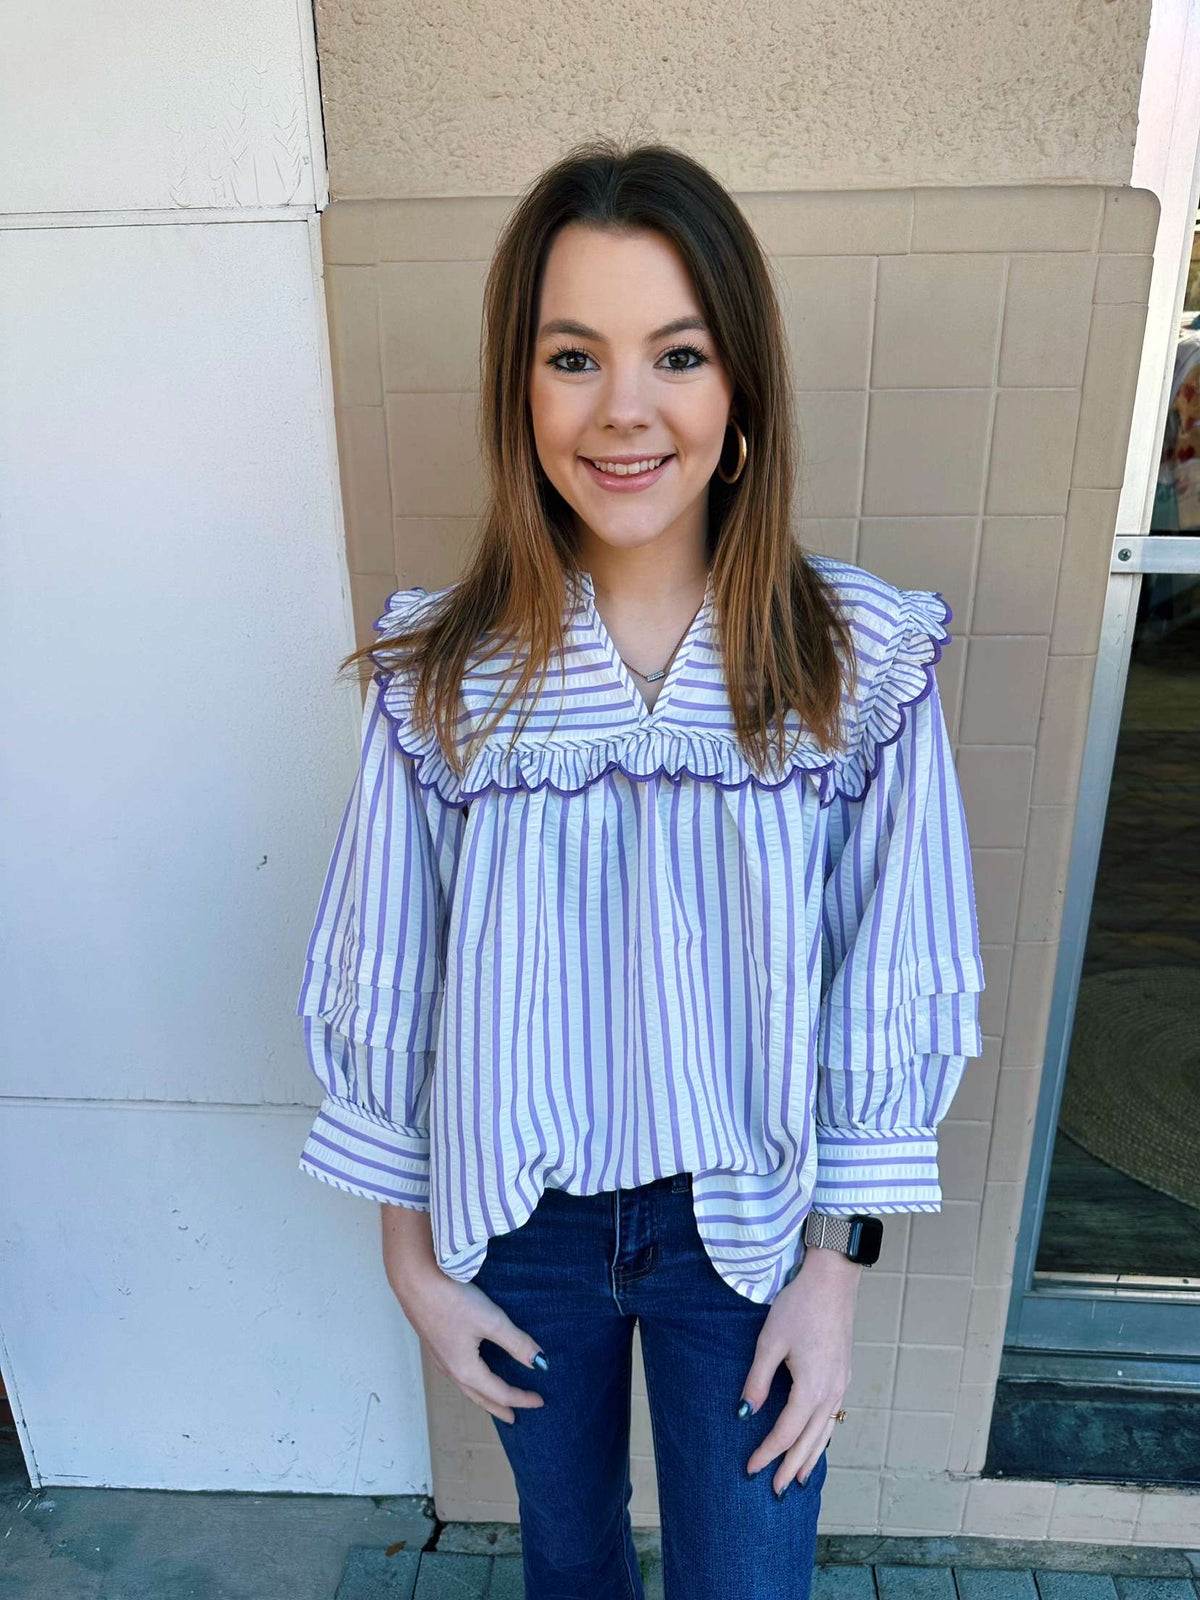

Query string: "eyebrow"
[[536, 314, 710, 343]]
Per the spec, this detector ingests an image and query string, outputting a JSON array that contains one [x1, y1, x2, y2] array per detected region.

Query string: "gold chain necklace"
[[617, 593, 706, 682]]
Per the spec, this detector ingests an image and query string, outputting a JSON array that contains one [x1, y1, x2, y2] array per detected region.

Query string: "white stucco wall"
[[1, 0, 325, 217], [314, 0, 1153, 198], [0, 3, 430, 1492]]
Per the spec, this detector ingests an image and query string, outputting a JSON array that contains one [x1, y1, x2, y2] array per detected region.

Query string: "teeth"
[[589, 456, 666, 476]]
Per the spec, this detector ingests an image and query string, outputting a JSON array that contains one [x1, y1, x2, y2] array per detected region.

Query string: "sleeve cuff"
[[299, 1092, 431, 1210], [811, 1122, 943, 1213]]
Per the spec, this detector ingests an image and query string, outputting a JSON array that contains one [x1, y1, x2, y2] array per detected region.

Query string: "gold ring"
[[830, 1408, 848, 1423]]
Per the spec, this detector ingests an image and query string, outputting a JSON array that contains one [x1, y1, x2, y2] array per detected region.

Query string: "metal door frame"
[[1003, 0, 1200, 1378]]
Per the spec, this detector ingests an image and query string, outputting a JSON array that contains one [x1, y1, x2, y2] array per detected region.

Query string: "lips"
[[580, 455, 675, 492]]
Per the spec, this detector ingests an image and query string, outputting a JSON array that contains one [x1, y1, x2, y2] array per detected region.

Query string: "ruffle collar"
[[367, 559, 952, 809]]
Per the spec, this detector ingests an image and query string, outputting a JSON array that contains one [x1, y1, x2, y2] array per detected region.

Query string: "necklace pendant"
[[643, 667, 668, 682]]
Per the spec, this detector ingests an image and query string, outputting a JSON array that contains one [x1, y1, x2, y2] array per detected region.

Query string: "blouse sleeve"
[[295, 673, 464, 1210], [812, 665, 985, 1215]]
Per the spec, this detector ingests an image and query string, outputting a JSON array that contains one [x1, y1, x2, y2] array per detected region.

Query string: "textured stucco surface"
[[314, 0, 1152, 199]]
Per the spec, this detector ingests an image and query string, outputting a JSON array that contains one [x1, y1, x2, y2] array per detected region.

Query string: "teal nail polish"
[[532, 1352, 550, 1372], [774, 1481, 790, 1500], [800, 1473, 810, 1488], [736, 1398, 752, 1420]]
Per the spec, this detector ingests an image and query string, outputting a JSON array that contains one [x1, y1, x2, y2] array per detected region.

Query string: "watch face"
[[847, 1216, 884, 1266]]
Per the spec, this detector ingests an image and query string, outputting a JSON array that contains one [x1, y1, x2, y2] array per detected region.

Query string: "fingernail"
[[800, 1474, 810, 1488], [532, 1352, 550, 1371], [774, 1481, 790, 1500], [736, 1398, 752, 1420]]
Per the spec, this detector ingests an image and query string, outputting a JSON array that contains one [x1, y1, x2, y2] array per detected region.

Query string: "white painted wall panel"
[[1, 0, 321, 215], [0, 219, 353, 1110], [0, 1101, 429, 1491], [0, 217, 430, 1491]]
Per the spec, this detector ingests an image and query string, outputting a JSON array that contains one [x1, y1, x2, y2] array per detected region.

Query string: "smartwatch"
[[802, 1210, 884, 1267]]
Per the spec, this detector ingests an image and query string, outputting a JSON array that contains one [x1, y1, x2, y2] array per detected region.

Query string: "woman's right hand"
[[380, 1202, 547, 1426]]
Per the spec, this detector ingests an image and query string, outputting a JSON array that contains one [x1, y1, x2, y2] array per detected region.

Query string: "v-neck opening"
[[575, 567, 714, 723]]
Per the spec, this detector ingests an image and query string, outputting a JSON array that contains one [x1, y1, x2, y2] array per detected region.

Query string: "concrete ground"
[[4, 1437, 1199, 1599]]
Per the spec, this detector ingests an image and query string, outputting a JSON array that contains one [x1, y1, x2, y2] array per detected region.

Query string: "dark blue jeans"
[[473, 1169, 828, 1600]]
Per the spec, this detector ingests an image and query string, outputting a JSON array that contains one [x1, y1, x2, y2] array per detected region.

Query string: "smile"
[[580, 455, 674, 491]]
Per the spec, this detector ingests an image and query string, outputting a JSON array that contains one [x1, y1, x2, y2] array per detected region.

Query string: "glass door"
[[991, 251, 1200, 1486], [1036, 557, 1200, 1292]]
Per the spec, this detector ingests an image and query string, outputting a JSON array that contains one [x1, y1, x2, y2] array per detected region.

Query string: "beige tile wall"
[[318, 184, 1192, 1542]]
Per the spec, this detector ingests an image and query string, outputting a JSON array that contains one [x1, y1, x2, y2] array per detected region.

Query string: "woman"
[[296, 137, 985, 1599]]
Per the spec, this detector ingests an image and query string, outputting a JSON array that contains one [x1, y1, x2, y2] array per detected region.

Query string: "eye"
[[546, 344, 597, 374], [544, 342, 712, 374], [660, 342, 711, 372]]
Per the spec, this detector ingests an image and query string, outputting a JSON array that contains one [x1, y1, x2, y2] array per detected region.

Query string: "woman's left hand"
[[739, 1247, 862, 1494]]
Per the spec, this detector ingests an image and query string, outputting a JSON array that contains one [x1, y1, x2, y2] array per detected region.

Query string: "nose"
[[594, 358, 656, 434]]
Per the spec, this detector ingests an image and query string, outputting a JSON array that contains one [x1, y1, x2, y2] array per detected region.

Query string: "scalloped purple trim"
[[366, 584, 953, 810], [835, 588, 952, 805], [370, 585, 429, 632]]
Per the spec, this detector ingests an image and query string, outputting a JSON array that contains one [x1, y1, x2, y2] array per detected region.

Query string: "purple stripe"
[[665, 780, 709, 1161], [300, 1149, 426, 1202], [689, 785, 739, 1168], [305, 1128, 426, 1178], [812, 1176, 941, 1190], [553, 796, 584, 1182], [595, 786, 617, 1188], [579, 774, 601, 1190], [815, 1154, 938, 1168], [496, 797, 529, 1226], [648, 780, 687, 1173]]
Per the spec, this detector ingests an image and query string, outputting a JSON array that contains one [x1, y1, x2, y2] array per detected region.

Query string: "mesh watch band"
[[803, 1211, 854, 1254]]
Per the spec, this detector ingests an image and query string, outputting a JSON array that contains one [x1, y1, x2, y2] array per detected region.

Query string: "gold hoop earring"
[[716, 420, 747, 484]]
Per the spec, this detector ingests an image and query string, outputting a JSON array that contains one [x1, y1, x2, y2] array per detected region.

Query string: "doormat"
[[1058, 965, 1200, 1212]]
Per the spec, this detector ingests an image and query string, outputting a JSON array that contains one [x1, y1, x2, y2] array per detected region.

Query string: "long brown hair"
[[339, 135, 857, 776]]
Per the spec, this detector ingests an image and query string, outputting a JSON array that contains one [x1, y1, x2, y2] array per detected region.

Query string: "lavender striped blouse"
[[295, 555, 985, 1305]]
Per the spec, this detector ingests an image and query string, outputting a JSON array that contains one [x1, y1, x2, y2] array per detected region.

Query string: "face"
[[528, 223, 735, 562]]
